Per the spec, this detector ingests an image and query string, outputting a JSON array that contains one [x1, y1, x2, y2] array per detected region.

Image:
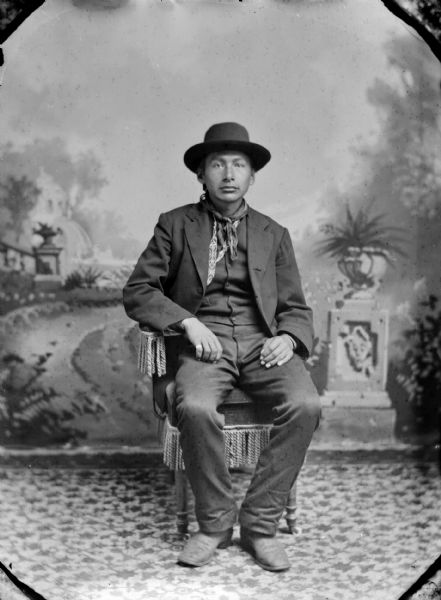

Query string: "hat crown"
[[183, 122, 270, 172], [204, 122, 250, 144]]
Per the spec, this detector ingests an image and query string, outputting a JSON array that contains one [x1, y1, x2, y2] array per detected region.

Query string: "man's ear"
[[250, 171, 255, 185]]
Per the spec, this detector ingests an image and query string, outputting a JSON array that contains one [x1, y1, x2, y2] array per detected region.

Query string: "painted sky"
[[0, 0, 429, 245]]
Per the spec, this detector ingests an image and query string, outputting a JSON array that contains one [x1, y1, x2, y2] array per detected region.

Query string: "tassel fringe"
[[162, 419, 272, 470], [138, 330, 167, 377]]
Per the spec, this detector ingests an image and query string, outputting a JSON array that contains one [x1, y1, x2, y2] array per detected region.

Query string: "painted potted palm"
[[316, 206, 407, 298]]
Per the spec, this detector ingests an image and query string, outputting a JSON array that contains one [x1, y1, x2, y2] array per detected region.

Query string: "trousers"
[[174, 323, 321, 536]]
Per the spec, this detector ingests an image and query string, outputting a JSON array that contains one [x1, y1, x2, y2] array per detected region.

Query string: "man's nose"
[[223, 165, 235, 180]]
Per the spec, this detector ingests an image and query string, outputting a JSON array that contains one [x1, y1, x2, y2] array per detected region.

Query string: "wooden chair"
[[138, 329, 299, 537]]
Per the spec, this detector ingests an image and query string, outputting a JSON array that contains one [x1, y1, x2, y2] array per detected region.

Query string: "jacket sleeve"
[[275, 228, 314, 358], [122, 212, 194, 331]]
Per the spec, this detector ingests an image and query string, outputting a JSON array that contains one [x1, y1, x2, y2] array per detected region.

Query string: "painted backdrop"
[[1, 0, 440, 447]]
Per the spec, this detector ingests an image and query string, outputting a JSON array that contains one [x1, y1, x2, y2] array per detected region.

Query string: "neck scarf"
[[200, 193, 248, 285]]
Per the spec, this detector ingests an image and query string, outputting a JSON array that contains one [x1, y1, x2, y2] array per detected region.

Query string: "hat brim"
[[184, 140, 271, 173]]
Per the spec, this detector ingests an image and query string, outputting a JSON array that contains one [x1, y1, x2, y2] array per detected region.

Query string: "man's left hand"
[[260, 334, 295, 368]]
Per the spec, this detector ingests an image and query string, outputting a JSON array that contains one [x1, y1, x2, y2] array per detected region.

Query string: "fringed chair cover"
[[138, 330, 167, 377], [162, 420, 272, 471]]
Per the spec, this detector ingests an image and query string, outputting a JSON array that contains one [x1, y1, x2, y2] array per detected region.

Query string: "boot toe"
[[178, 529, 233, 567], [240, 528, 290, 572]]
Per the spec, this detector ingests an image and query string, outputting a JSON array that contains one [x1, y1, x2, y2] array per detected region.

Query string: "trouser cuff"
[[198, 509, 238, 534], [238, 513, 278, 536]]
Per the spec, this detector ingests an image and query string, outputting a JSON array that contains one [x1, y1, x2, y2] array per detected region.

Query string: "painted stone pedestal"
[[34, 244, 63, 291], [316, 299, 396, 445]]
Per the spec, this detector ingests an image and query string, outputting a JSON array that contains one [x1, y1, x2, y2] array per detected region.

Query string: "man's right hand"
[[181, 318, 223, 362]]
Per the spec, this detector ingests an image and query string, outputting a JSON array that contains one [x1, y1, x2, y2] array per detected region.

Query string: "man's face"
[[198, 150, 255, 209]]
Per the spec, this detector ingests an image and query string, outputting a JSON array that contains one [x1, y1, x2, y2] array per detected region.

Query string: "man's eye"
[[234, 162, 245, 168]]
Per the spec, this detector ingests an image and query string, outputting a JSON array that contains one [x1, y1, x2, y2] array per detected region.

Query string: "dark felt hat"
[[183, 122, 271, 173]]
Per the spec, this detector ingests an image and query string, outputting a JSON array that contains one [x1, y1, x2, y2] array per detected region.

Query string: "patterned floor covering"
[[0, 452, 440, 600]]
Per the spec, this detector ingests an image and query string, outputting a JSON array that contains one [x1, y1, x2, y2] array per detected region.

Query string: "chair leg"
[[175, 469, 189, 537], [285, 482, 300, 534]]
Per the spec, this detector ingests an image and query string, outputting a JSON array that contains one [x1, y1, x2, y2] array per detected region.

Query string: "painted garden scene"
[[0, 137, 157, 447]]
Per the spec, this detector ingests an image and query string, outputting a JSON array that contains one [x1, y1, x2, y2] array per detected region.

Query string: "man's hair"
[[196, 159, 206, 179]]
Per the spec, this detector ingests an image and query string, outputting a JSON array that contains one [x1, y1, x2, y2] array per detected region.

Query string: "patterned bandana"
[[200, 194, 248, 285]]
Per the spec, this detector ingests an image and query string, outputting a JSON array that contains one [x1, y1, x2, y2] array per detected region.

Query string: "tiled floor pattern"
[[0, 455, 440, 600]]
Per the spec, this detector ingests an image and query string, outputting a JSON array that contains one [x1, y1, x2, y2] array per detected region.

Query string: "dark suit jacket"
[[123, 202, 314, 358]]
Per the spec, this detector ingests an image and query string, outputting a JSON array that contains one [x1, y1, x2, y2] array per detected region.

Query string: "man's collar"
[[199, 194, 248, 221]]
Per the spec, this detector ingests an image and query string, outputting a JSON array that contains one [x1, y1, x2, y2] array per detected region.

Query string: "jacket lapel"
[[247, 207, 274, 301], [184, 204, 212, 292], [183, 203, 274, 300]]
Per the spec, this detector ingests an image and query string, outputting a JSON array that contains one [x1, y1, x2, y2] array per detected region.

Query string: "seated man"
[[123, 122, 320, 572]]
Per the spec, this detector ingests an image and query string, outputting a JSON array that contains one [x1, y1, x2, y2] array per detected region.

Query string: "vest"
[[196, 215, 264, 328]]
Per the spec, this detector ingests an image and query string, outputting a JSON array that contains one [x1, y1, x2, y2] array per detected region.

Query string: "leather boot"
[[240, 527, 290, 572], [177, 528, 233, 567]]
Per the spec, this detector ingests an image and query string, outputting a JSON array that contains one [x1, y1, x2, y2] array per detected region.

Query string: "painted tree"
[[0, 138, 108, 250], [363, 35, 441, 219], [0, 138, 107, 220], [0, 174, 41, 242], [0, 139, 141, 261], [354, 34, 441, 294]]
